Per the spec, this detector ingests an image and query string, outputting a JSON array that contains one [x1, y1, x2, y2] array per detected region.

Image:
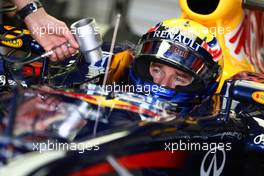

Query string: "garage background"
[[41, 0, 182, 43]]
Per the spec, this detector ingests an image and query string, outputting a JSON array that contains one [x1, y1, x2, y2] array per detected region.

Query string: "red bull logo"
[[252, 91, 264, 105]]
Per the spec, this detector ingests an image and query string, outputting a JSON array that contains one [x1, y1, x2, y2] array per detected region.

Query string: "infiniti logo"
[[254, 134, 264, 145], [200, 147, 226, 176]]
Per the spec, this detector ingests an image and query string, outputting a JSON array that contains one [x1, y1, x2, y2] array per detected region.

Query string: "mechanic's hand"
[[24, 8, 79, 61]]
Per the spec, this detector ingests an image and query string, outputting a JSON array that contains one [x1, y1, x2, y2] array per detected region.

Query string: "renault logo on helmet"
[[200, 147, 226, 176], [152, 30, 202, 51]]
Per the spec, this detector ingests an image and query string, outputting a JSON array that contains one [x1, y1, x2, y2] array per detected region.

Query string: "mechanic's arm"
[[11, 0, 79, 61]]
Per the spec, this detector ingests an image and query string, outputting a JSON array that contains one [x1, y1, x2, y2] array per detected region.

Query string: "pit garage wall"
[[128, 0, 181, 35], [65, 0, 181, 35]]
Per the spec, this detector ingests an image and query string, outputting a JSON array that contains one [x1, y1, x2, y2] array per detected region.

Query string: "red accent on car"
[[70, 150, 187, 176]]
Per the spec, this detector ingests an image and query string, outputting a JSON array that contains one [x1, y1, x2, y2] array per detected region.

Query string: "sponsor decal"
[[152, 30, 201, 51], [1, 34, 23, 48], [4, 25, 30, 35], [166, 44, 189, 58], [0, 75, 6, 86], [254, 134, 264, 145], [200, 147, 226, 176], [252, 91, 264, 105]]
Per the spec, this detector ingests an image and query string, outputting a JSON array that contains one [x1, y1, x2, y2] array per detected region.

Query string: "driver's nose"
[[159, 76, 171, 88]]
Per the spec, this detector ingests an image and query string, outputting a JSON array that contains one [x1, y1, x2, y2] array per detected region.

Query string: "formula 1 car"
[[0, 0, 263, 176], [0, 71, 263, 176]]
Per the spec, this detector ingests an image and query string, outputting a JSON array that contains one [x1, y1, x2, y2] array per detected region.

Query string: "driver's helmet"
[[129, 18, 223, 108]]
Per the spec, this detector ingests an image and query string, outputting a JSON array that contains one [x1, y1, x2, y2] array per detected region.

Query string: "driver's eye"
[[152, 67, 161, 73], [174, 76, 183, 82], [171, 76, 189, 87]]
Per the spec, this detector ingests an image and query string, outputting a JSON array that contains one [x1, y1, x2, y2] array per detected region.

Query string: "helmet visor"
[[134, 40, 220, 92], [136, 40, 214, 77]]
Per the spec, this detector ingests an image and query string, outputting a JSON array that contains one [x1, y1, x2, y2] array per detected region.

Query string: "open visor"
[[133, 40, 220, 92]]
